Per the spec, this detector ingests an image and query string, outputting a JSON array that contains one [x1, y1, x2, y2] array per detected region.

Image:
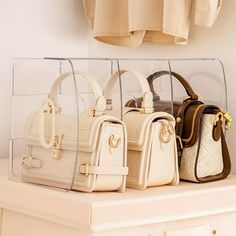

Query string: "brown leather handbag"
[[126, 70, 199, 117], [126, 70, 232, 183]]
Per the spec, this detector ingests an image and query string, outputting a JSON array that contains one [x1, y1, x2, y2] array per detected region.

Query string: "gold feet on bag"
[[51, 134, 63, 160]]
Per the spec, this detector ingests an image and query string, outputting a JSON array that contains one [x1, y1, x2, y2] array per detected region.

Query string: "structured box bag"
[[104, 69, 179, 189], [21, 71, 128, 192], [178, 104, 231, 183], [127, 70, 232, 183]]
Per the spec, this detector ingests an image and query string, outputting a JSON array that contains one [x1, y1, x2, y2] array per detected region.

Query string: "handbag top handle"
[[38, 71, 106, 149], [147, 70, 198, 101], [48, 71, 106, 117], [104, 68, 153, 114]]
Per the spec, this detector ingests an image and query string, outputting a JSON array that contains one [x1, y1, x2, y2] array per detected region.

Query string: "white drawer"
[[2, 210, 236, 236], [96, 212, 236, 236], [1, 210, 85, 236], [166, 224, 219, 236]]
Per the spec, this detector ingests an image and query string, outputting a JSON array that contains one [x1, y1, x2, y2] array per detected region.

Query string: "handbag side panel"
[[180, 114, 224, 182]]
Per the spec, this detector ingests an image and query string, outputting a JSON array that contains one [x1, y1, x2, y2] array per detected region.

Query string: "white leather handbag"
[[21, 71, 128, 192], [104, 69, 179, 189]]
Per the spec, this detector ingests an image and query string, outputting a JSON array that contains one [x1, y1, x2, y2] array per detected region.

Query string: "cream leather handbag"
[[21, 71, 128, 192], [104, 69, 179, 189]]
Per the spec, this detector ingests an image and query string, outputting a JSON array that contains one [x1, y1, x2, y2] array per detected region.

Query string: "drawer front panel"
[[166, 224, 219, 236], [93, 212, 236, 236], [1, 210, 87, 236]]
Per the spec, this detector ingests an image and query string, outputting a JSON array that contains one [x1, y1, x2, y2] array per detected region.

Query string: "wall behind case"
[[0, 0, 89, 157], [0, 0, 236, 173]]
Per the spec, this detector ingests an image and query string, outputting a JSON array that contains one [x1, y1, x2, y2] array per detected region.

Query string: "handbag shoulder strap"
[[48, 71, 106, 116], [104, 68, 153, 114], [147, 70, 198, 101]]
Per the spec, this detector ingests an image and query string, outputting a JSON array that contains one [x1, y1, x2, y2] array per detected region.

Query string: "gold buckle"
[[21, 155, 32, 168], [80, 164, 90, 177]]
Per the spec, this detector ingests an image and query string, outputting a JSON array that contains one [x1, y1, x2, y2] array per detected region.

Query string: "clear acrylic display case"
[[9, 57, 228, 191]]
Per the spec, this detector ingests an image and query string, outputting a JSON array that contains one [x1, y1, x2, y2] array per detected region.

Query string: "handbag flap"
[[123, 108, 175, 151], [24, 111, 123, 153]]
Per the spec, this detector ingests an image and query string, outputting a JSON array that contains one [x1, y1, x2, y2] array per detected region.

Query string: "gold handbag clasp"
[[221, 109, 232, 130], [212, 112, 224, 126], [159, 122, 174, 143], [51, 134, 63, 160], [212, 109, 232, 130], [109, 135, 121, 153]]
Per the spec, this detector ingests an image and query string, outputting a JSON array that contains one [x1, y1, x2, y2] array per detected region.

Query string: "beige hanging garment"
[[194, 0, 222, 27], [83, 0, 222, 47]]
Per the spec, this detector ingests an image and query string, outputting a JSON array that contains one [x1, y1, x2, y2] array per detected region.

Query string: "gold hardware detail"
[[44, 104, 53, 114], [91, 109, 96, 117], [21, 155, 42, 169], [212, 109, 232, 130], [212, 112, 224, 126], [160, 122, 174, 143], [168, 125, 174, 135], [139, 107, 154, 114], [211, 229, 217, 235], [80, 163, 90, 177], [21, 155, 31, 168], [176, 117, 181, 123], [221, 108, 232, 130], [109, 135, 121, 153], [140, 108, 144, 114], [51, 134, 63, 160], [91, 108, 105, 117]]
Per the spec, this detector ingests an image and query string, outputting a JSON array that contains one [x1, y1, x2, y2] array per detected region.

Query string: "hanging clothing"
[[83, 0, 222, 47]]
